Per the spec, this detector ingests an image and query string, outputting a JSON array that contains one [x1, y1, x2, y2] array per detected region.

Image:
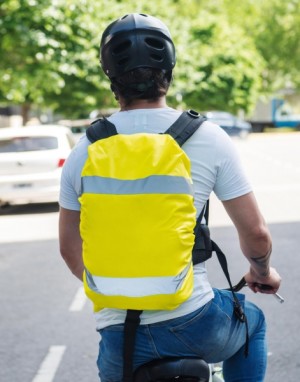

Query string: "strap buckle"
[[187, 109, 201, 118]]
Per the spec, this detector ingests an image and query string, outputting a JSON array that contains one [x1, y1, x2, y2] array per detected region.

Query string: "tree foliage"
[[223, 0, 300, 92], [0, 0, 105, 120], [168, 10, 262, 113], [0, 0, 299, 121]]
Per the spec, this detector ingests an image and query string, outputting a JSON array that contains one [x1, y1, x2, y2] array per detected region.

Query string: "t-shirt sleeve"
[[213, 130, 252, 201], [59, 140, 88, 211], [59, 164, 81, 211]]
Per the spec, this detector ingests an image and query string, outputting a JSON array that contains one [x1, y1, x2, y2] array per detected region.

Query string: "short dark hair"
[[110, 68, 172, 106]]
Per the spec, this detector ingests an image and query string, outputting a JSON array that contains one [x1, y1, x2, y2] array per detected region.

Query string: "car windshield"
[[0, 136, 58, 153]]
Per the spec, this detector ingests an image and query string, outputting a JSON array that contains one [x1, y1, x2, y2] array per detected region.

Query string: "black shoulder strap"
[[87, 110, 206, 145], [86, 116, 118, 143], [211, 240, 249, 357], [192, 207, 212, 265], [192, 202, 250, 356], [164, 109, 206, 146], [198, 200, 209, 225]]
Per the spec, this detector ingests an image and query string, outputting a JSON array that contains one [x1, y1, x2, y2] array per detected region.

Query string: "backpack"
[[80, 110, 209, 310], [80, 110, 248, 381]]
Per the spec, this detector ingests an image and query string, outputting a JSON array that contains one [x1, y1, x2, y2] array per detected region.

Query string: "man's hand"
[[244, 267, 282, 294]]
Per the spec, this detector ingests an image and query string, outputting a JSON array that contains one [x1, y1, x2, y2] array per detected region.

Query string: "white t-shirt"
[[59, 107, 252, 330]]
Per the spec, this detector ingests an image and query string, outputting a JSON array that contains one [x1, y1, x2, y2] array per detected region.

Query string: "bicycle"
[[133, 278, 284, 382]]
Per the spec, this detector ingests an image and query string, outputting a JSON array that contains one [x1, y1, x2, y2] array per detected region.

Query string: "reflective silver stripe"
[[85, 263, 191, 297], [81, 175, 193, 195]]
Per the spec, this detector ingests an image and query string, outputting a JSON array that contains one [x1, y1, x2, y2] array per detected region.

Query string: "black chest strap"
[[123, 310, 143, 382]]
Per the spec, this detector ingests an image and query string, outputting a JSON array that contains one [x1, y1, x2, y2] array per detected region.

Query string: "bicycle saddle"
[[133, 357, 210, 382]]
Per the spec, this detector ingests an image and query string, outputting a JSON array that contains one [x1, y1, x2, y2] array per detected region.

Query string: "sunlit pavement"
[[210, 132, 300, 227]]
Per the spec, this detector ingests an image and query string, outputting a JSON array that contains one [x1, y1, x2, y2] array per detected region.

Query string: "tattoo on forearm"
[[250, 246, 272, 277]]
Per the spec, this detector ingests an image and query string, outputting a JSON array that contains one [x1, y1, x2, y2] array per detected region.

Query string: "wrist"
[[250, 265, 271, 279], [249, 245, 272, 279]]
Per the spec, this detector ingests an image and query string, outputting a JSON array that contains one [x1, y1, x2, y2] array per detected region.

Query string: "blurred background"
[[1, 0, 300, 133], [1, 1, 300, 382]]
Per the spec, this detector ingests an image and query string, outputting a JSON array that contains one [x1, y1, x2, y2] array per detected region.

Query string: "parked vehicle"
[[249, 98, 300, 132], [0, 125, 75, 206], [202, 111, 252, 138]]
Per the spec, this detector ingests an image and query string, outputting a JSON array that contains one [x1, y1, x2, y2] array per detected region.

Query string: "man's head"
[[100, 13, 176, 105]]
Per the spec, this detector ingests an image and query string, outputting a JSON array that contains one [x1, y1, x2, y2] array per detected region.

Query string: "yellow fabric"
[[81, 133, 191, 179], [80, 194, 195, 277], [80, 133, 197, 312]]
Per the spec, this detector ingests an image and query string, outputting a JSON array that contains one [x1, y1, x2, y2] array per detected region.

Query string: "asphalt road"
[[1, 132, 300, 382]]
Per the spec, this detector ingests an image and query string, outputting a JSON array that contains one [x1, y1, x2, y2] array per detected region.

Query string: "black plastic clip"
[[234, 302, 246, 323], [187, 109, 201, 118]]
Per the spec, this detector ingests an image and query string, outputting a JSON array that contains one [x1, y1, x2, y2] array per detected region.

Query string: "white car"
[[0, 125, 75, 206]]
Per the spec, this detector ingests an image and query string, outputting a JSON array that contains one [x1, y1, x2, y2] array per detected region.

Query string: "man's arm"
[[59, 207, 83, 281], [222, 192, 281, 293]]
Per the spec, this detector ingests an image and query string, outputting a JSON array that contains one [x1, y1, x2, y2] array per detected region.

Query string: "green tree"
[[254, 0, 300, 91], [0, 0, 269, 120], [223, 0, 300, 93], [91, 0, 263, 114], [0, 0, 104, 123], [167, 8, 263, 113]]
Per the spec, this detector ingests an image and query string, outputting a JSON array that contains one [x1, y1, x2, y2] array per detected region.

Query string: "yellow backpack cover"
[[79, 111, 205, 312]]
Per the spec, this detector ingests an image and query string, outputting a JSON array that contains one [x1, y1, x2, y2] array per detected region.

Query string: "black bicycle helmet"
[[100, 13, 176, 78]]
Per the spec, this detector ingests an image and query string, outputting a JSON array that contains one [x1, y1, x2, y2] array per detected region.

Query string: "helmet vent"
[[113, 40, 132, 55], [117, 57, 130, 66], [150, 54, 163, 62], [145, 37, 164, 50]]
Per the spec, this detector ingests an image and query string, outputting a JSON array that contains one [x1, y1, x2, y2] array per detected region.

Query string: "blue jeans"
[[97, 289, 267, 382]]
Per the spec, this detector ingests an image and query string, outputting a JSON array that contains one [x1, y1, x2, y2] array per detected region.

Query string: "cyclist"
[[59, 13, 281, 382]]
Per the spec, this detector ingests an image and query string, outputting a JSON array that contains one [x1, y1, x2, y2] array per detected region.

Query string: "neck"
[[119, 97, 168, 111]]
